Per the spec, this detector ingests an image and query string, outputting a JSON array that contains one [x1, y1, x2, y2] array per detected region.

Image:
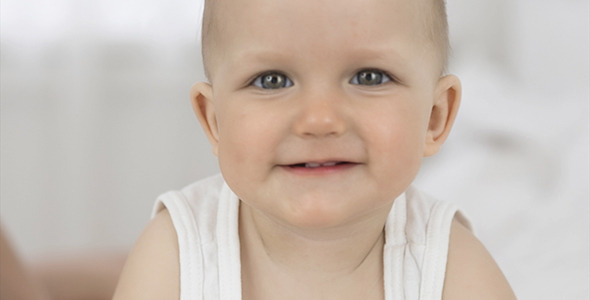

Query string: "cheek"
[[371, 122, 425, 169], [215, 103, 288, 204], [216, 113, 264, 201], [362, 103, 428, 182], [364, 101, 428, 151], [216, 104, 284, 168]]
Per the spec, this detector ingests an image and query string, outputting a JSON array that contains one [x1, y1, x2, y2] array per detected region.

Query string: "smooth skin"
[[114, 210, 180, 299], [114, 0, 516, 298]]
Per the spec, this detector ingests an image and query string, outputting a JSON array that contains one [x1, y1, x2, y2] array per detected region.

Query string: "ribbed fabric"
[[153, 174, 469, 300]]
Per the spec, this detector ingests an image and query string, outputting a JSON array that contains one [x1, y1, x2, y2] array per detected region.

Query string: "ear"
[[424, 75, 461, 157], [190, 82, 219, 156]]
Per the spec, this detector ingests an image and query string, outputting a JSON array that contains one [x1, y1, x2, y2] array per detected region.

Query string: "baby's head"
[[201, 0, 451, 80], [191, 0, 461, 229]]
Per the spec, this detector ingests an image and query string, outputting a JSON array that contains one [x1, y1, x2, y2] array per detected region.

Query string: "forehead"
[[208, 0, 437, 79]]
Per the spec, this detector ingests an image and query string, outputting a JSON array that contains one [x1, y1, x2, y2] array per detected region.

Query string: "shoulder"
[[442, 219, 516, 300], [113, 209, 180, 300]]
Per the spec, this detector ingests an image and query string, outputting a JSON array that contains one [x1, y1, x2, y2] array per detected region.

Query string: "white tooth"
[[322, 162, 337, 167], [305, 162, 321, 168]]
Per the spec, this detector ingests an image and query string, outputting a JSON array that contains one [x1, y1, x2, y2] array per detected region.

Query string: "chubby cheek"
[[364, 108, 427, 190], [215, 105, 284, 191]]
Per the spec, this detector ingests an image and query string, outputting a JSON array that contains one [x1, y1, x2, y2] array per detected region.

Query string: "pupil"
[[264, 74, 283, 88]]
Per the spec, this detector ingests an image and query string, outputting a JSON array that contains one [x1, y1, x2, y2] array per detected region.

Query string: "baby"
[[114, 0, 515, 299]]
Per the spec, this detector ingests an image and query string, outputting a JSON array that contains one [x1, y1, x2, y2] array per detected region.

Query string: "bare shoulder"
[[113, 209, 180, 300], [443, 219, 517, 300]]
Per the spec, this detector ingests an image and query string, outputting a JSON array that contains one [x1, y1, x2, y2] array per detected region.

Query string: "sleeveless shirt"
[[153, 174, 469, 300]]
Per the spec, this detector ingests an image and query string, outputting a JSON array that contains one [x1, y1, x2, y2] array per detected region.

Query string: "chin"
[[278, 194, 376, 230]]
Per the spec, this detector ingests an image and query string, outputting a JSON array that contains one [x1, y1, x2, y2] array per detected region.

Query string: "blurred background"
[[1, 0, 588, 298]]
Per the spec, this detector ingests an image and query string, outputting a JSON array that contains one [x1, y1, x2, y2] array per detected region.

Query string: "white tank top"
[[153, 174, 469, 300]]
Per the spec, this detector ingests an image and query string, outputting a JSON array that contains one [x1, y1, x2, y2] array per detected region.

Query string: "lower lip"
[[280, 163, 359, 176]]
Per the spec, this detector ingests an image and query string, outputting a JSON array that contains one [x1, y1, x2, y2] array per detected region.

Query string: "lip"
[[278, 160, 360, 176]]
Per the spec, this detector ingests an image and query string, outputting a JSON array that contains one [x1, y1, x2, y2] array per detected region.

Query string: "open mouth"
[[288, 161, 353, 169]]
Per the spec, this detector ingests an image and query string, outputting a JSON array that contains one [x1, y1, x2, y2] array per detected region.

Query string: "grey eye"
[[253, 72, 293, 89], [350, 70, 391, 86]]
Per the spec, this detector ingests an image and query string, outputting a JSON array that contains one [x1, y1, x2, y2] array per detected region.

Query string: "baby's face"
[[198, 0, 450, 228]]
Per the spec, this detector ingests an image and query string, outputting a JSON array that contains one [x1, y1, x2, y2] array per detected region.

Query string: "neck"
[[239, 201, 391, 278]]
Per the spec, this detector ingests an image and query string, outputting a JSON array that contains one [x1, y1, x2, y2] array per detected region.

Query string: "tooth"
[[305, 162, 321, 168], [323, 162, 337, 167]]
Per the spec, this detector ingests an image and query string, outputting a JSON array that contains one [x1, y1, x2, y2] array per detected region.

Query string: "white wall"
[[1, 0, 588, 298], [1, 0, 217, 255]]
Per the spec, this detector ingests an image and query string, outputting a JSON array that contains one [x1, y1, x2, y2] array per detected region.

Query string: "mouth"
[[280, 160, 360, 176], [288, 161, 353, 169]]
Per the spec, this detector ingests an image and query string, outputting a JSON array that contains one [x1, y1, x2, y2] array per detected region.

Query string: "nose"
[[292, 89, 348, 138]]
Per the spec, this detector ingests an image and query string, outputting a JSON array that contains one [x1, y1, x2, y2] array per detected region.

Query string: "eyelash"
[[248, 69, 394, 89]]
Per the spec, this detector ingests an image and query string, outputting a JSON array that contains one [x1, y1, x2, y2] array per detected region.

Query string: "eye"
[[350, 69, 391, 86], [252, 72, 293, 89]]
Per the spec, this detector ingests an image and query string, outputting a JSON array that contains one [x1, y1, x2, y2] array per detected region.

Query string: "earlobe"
[[190, 82, 220, 156], [424, 75, 461, 157]]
